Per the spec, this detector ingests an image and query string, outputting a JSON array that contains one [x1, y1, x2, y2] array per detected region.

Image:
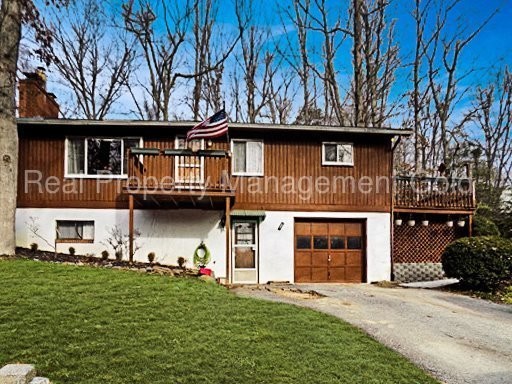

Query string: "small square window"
[[322, 142, 354, 166]]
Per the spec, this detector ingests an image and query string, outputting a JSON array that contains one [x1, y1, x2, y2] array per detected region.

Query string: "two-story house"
[[15, 71, 475, 284]]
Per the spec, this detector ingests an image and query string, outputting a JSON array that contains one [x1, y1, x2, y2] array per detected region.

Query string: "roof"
[[231, 210, 266, 218], [17, 118, 412, 136]]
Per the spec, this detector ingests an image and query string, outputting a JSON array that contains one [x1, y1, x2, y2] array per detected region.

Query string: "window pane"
[[67, 139, 85, 174], [324, 144, 337, 162], [338, 144, 353, 164], [87, 139, 122, 175], [296, 236, 311, 249], [313, 236, 328, 249], [233, 141, 246, 173], [330, 236, 345, 249], [347, 236, 362, 249], [56, 221, 94, 240], [235, 222, 255, 245], [247, 141, 263, 174], [123, 138, 140, 174], [175, 137, 186, 149]]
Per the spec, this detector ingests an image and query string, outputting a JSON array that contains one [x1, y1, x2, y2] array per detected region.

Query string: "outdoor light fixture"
[[278, 222, 284, 231]]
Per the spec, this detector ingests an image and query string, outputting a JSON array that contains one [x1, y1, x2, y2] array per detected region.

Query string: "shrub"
[[30, 243, 38, 252], [147, 252, 156, 263], [442, 236, 512, 292], [177, 257, 186, 269], [115, 251, 123, 261], [101, 250, 109, 261], [68, 247, 76, 255], [472, 215, 500, 237]]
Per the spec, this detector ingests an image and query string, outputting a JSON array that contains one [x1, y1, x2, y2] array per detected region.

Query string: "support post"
[[225, 196, 231, 284], [129, 194, 134, 263]]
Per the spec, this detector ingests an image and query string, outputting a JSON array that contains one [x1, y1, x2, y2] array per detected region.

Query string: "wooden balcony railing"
[[394, 176, 476, 210], [125, 148, 232, 194]]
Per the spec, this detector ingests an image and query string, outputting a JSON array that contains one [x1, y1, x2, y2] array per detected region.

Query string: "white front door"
[[232, 220, 258, 284]]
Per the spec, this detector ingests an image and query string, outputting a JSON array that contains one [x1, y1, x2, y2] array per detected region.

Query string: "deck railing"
[[394, 176, 476, 210], [126, 148, 232, 193]]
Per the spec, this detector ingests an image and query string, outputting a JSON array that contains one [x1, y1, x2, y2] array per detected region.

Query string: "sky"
[[32, 0, 512, 122]]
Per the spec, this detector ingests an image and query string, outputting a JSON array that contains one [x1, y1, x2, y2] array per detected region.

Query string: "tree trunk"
[[0, 0, 22, 255]]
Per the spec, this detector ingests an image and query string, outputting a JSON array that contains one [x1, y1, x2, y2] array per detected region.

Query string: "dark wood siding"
[[17, 125, 392, 212], [231, 132, 391, 212]]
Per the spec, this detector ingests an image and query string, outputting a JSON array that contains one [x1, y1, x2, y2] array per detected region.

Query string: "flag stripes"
[[186, 110, 228, 140]]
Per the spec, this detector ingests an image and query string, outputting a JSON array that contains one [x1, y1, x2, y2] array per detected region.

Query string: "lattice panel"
[[393, 219, 467, 263]]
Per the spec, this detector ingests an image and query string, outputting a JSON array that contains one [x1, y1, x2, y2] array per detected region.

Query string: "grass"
[[0, 259, 437, 384]]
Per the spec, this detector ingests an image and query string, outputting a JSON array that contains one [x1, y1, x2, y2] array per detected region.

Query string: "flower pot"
[[457, 220, 466, 227], [407, 220, 416, 227], [421, 220, 429, 226], [395, 219, 403, 226], [446, 220, 454, 227]]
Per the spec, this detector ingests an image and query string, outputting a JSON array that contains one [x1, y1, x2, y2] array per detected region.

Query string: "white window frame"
[[55, 220, 95, 243], [321, 142, 354, 166], [174, 136, 205, 184], [231, 139, 264, 177], [64, 137, 143, 179]]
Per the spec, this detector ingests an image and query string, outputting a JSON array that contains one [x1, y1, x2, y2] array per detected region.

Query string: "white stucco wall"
[[16, 208, 391, 283], [258, 211, 391, 283], [16, 208, 227, 278]]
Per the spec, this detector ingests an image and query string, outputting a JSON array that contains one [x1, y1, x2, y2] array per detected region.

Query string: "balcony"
[[394, 176, 476, 213], [124, 148, 235, 207]]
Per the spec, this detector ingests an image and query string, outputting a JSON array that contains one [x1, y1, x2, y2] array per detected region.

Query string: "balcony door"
[[174, 137, 204, 185], [232, 220, 259, 284]]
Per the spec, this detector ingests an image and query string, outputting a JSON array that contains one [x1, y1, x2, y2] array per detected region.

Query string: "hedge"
[[441, 236, 512, 292]]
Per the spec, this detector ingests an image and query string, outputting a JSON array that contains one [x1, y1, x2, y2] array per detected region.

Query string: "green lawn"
[[0, 259, 437, 384]]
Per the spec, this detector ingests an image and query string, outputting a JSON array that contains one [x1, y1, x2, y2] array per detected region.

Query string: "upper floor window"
[[322, 142, 354, 166], [65, 137, 141, 178], [56, 220, 94, 243], [232, 139, 264, 176]]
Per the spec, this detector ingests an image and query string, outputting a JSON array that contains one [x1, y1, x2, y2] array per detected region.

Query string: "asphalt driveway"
[[233, 284, 512, 384]]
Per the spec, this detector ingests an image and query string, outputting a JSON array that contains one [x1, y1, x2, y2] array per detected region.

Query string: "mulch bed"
[[13, 247, 200, 278]]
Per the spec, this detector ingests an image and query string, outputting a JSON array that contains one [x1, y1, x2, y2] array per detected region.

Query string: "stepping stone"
[[0, 364, 36, 384]]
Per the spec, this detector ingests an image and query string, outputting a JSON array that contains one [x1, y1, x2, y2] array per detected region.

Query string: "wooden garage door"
[[294, 220, 365, 283]]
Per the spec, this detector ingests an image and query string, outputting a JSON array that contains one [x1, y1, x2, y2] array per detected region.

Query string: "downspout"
[[390, 136, 402, 281]]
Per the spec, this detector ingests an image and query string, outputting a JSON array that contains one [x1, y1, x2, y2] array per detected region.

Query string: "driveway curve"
[[233, 284, 512, 384]]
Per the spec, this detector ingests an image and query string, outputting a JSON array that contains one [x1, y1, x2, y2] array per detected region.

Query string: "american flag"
[[186, 110, 228, 141]]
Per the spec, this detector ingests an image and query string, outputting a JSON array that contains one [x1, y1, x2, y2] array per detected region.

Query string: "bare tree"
[[49, 0, 135, 119], [264, 66, 297, 124], [350, 0, 400, 128], [0, 0, 65, 255], [189, 0, 245, 119], [122, 0, 192, 120], [306, 0, 349, 125], [231, 0, 275, 123], [472, 68, 512, 194], [278, 0, 314, 124], [123, 0, 240, 121], [424, 0, 497, 165]]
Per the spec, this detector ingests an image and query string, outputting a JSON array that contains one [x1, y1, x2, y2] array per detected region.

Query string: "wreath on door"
[[193, 242, 211, 267]]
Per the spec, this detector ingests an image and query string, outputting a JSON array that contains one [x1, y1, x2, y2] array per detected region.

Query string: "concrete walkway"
[[232, 284, 512, 384]]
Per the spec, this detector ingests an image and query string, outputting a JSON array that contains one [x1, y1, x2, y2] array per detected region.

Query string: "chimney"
[[18, 67, 60, 119]]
